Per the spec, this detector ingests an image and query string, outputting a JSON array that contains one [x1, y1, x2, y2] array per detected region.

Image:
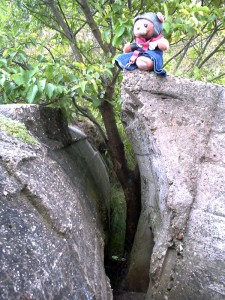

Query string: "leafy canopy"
[[0, 0, 224, 115]]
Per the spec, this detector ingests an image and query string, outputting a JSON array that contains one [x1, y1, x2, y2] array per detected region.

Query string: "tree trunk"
[[48, 0, 141, 252], [99, 83, 141, 252]]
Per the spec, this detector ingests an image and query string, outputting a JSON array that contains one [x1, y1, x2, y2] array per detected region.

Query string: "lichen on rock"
[[0, 115, 38, 144]]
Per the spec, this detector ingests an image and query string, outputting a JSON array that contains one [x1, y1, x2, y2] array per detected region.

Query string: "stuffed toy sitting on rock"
[[115, 12, 169, 75]]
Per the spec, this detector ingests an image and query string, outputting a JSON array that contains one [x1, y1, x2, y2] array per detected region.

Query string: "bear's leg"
[[136, 56, 154, 71]]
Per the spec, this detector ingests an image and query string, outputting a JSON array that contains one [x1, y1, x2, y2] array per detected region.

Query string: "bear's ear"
[[156, 12, 165, 23]]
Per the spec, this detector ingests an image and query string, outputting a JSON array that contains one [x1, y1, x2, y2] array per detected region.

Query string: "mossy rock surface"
[[0, 115, 38, 144]]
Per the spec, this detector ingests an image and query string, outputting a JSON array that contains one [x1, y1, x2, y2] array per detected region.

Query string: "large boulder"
[[121, 71, 225, 300], [0, 104, 112, 300]]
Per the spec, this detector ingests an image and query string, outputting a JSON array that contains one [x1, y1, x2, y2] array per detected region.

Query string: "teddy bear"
[[115, 12, 169, 75]]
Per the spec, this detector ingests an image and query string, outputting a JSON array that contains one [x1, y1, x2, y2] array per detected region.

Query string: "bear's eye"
[[144, 24, 148, 28]]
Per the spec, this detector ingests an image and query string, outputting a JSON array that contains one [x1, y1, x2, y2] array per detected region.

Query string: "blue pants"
[[115, 49, 166, 76]]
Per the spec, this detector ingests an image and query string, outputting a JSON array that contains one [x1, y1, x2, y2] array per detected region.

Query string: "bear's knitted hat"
[[134, 12, 164, 36]]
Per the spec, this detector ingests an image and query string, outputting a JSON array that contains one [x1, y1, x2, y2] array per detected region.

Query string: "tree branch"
[[12, 60, 30, 70], [22, 3, 68, 38], [57, 0, 71, 33], [38, 43, 56, 62], [72, 97, 108, 143], [47, 0, 73, 40], [164, 36, 197, 67], [174, 36, 195, 72], [47, 0, 83, 62], [22, 1, 83, 62], [78, 0, 109, 54], [209, 72, 225, 82], [128, 0, 132, 11], [195, 22, 219, 67], [198, 35, 225, 69]]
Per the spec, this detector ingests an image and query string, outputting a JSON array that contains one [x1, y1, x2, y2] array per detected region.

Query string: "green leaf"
[[90, 79, 98, 93], [80, 81, 87, 93], [21, 66, 38, 84], [73, 62, 85, 69], [105, 63, 114, 69], [163, 22, 170, 34], [4, 81, 15, 93], [30, 37, 37, 45], [180, 9, 190, 16], [26, 84, 38, 103], [37, 55, 47, 62], [0, 76, 6, 86], [11, 73, 25, 86], [28, 65, 39, 78], [112, 35, 122, 47], [17, 52, 27, 62], [55, 86, 65, 94], [115, 26, 125, 37], [163, 3, 169, 19], [37, 79, 46, 92], [103, 29, 111, 41], [104, 68, 113, 79], [92, 96, 101, 108], [45, 83, 55, 98], [193, 66, 202, 80], [0, 58, 7, 66]]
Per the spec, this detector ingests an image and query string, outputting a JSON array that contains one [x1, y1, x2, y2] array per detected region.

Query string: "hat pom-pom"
[[157, 12, 164, 23]]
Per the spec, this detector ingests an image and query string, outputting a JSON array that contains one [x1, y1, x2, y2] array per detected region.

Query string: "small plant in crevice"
[[105, 182, 128, 291], [109, 182, 126, 258]]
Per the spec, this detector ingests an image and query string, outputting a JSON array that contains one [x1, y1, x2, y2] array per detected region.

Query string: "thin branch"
[[128, 0, 132, 11], [80, 94, 94, 103], [195, 22, 219, 67], [164, 33, 216, 68], [78, 0, 109, 54], [12, 60, 29, 70], [209, 72, 225, 82], [74, 20, 87, 36], [73, 6, 106, 36], [112, 68, 121, 86], [174, 36, 195, 72], [38, 43, 56, 62], [198, 36, 225, 69], [23, 1, 87, 66], [57, 0, 71, 33], [163, 38, 195, 67], [22, 3, 68, 38], [72, 97, 108, 143], [47, 0, 73, 41], [46, 0, 83, 62]]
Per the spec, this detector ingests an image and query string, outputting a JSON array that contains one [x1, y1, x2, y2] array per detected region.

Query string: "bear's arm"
[[130, 43, 139, 51], [123, 42, 139, 53]]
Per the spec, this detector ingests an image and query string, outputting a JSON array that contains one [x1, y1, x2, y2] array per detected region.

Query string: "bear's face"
[[133, 19, 154, 39]]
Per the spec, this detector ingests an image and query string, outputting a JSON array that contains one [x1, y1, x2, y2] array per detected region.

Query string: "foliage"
[[0, 115, 38, 144], [0, 0, 224, 112], [109, 183, 126, 257], [162, 0, 225, 83]]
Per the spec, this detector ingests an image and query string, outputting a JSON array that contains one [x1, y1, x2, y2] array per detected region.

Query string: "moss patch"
[[0, 115, 38, 144], [109, 183, 126, 257]]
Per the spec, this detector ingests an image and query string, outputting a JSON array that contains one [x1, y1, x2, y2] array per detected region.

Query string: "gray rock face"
[[0, 104, 112, 300], [121, 71, 225, 299]]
